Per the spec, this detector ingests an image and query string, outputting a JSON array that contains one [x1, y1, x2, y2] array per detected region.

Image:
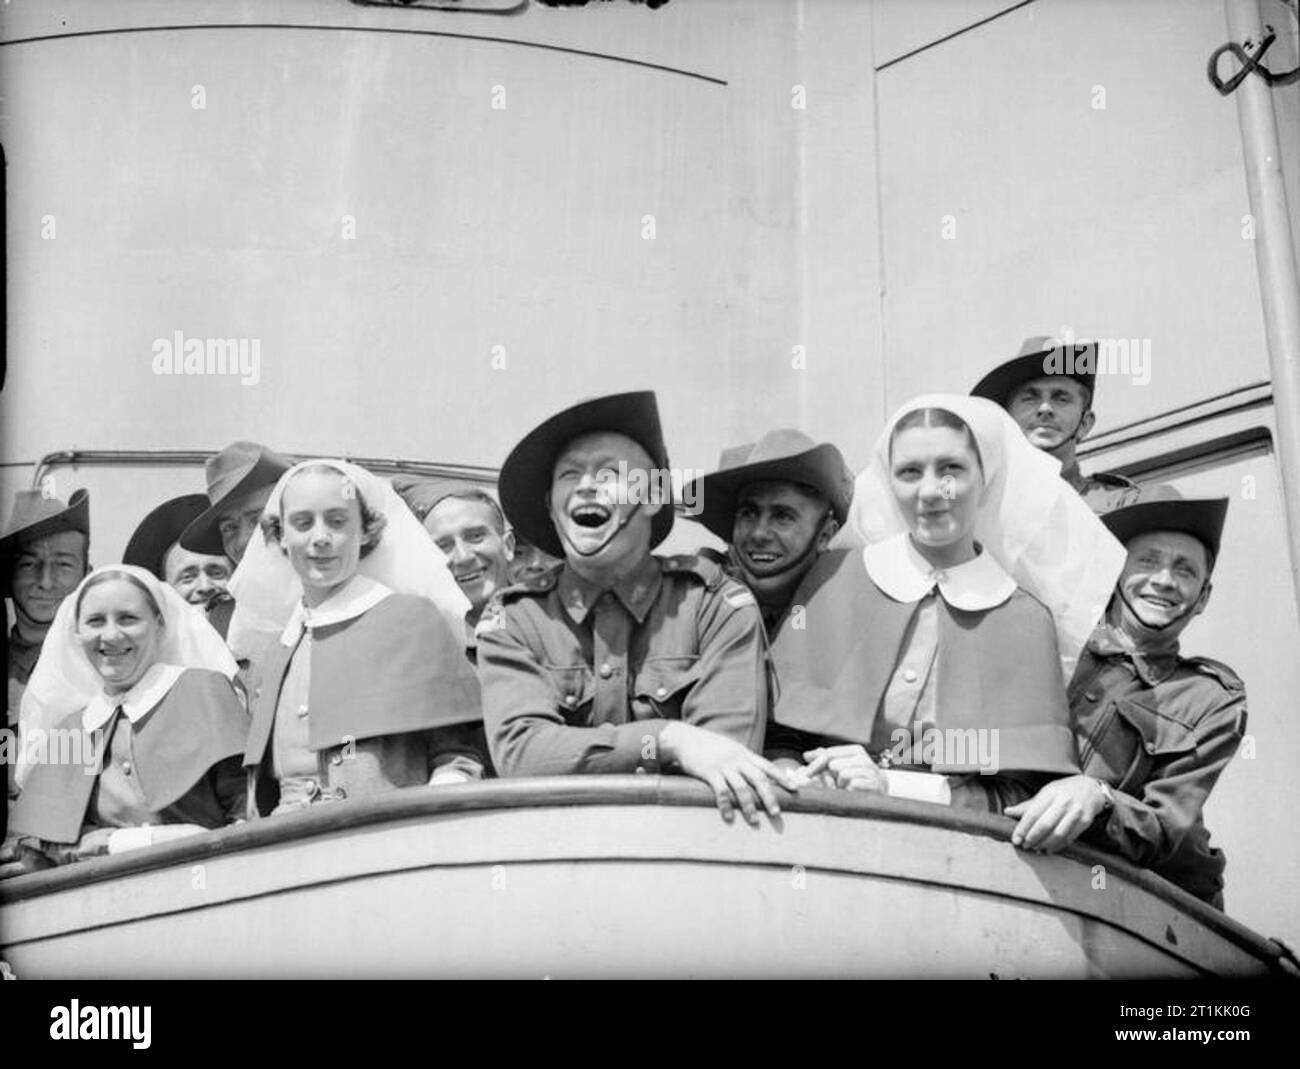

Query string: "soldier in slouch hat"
[[1008, 486, 1246, 908], [477, 391, 796, 825], [684, 429, 852, 637], [972, 335, 1139, 513]]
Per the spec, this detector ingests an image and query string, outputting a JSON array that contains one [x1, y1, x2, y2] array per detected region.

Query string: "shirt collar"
[[82, 662, 186, 733], [1086, 621, 1181, 685], [556, 555, 663, 625], [863, 533, 1016, 611], [280, 574, 394, 646]]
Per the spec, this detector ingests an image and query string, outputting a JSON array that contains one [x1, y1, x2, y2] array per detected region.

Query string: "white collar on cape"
[[863, 532, 1016, 611], [279, 574, 394, 646], [82, 662, 186, 733]]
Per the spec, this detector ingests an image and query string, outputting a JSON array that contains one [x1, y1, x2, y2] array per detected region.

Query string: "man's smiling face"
[[1117, 530, 1212, 637], [10, 530, 89, 626], [730, 481, 832, 597], [425, 495, 514, 613], [548, 431, 658, 564]]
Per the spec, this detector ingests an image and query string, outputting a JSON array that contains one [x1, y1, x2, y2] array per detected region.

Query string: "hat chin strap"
[[1047, 408, 1090, 453], [1115, 585, 1199, 634], [555, 501, 645, 559], [738, 510, 833, 580]]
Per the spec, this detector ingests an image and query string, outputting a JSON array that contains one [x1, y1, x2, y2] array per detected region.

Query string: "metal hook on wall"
[[1208, 24, 1300, 94]]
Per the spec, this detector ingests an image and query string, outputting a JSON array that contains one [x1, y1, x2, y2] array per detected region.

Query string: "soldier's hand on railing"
[[658, 721, 798, 826], [0, 836, 58, 879], [802, 745, 887, 793], [1006, 775, 1112, 853]]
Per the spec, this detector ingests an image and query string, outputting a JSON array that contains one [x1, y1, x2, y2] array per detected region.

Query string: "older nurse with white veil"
[[5, 565, 248, 874], [767, 394, 1126, 812]]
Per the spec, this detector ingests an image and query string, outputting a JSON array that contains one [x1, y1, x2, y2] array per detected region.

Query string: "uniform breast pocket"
[[632, 656, 700, 718], [1111, 696, 1198, 795], [543, 664, 595, 723]]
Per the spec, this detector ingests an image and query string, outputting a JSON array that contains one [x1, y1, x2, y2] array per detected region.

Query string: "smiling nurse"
[[235, 460, 485, 815], [768, 394, 1126, 812], [6, 566, 247, 872]]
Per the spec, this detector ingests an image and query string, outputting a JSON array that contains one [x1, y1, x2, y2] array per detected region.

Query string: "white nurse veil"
[[226, 459, 471, 659]]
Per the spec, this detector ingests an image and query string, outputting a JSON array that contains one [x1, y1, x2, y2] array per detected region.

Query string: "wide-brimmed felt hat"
[[0, 488, 90, 596], [971, 335, 1100, 407], [1101, 484, 1228, 564], [498, 391, 671, 558], [179, 441, 293, 556], [685, 430, 854, 542], [123, 494, 216, 579]]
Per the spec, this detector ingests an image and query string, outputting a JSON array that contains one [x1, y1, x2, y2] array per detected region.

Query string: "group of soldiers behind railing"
[[1, 336, 1247, 909]]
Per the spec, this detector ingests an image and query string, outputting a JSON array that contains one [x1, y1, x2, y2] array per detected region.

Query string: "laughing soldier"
[[685, 430, 853, 637], [476, 391, 795, 824], [971, 335, 1140, 513], [1008, 487, 1246, 907]]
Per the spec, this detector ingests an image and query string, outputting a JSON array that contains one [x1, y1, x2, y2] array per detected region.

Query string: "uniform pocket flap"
[[633, 656, 700, 705], [543, 664, 596, 713], [1113, 695, 1198, 757]]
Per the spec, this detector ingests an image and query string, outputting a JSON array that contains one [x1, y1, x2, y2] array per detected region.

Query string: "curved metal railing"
[[2, 775, 1292, 973]]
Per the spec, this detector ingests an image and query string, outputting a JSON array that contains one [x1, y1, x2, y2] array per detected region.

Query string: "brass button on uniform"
[[330, 753, 343, 766], [297, 704, 309, 718], [901, 669, 919, 685], [655, 686, 668, 699], [565, 694, 578, 706], [121, 761, 132, 775], [598, 663, 613, 679]]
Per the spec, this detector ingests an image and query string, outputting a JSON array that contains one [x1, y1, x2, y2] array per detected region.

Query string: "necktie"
[[591, 591, 633, 725]]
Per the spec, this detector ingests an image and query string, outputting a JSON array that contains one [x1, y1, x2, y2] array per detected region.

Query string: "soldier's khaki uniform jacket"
[[1062, 463, 1141, 514], [1072, 624, 1247, 908], [475, 553, 768, 777]]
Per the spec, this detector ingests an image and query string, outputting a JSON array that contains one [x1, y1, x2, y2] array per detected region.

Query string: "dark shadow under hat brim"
[[179, 456, 292, 556], [686, 447, 853, 542], [498, 391, 671, 559], [971, 348, 1098, 406], [123, 494, 214, 579], [1102, 497, 1229, 561]]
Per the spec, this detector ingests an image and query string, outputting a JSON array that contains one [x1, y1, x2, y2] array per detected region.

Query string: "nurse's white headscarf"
[[836, 393, 1126, 678], [226, 459, 470, 658], [17, 564, 238, 780]]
